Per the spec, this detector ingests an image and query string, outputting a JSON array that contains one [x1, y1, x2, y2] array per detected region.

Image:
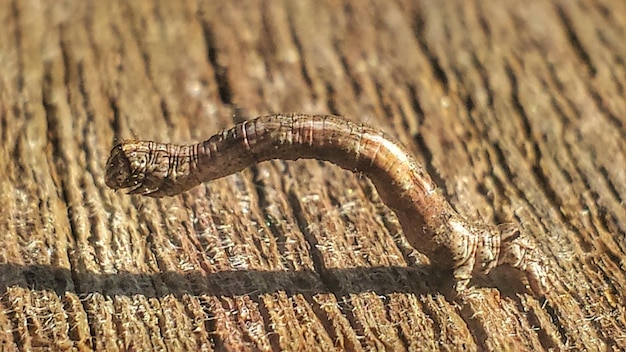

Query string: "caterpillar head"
[[105, 141, 168, 197]]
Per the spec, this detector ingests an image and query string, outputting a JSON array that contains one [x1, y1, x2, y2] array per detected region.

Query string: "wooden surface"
[[1, 0, 625, 351]]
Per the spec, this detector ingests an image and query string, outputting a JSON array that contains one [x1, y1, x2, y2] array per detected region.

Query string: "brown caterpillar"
[[105, 113, 548, 295]]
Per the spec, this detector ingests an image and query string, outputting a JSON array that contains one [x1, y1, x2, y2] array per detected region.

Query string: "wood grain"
[[1, 0, 625, 350]]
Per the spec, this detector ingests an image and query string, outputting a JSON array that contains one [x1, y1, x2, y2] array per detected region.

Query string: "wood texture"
[[1, 0, 625, 351]]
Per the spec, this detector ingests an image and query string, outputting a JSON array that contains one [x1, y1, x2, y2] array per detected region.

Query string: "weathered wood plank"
[[0, 0, 624, 350]]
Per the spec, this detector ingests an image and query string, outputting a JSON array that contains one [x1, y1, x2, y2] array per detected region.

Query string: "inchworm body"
[[105, 113, 548, 295]]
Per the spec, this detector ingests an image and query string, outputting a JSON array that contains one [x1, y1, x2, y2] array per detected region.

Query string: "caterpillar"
[[105, 113, 548, 295]]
